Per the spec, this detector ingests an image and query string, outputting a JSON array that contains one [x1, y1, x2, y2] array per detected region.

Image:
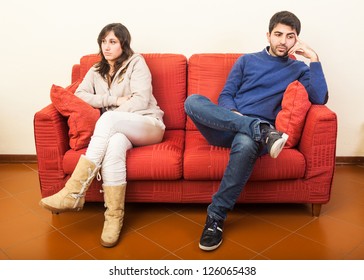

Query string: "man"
[[184, 11, 328, 251]]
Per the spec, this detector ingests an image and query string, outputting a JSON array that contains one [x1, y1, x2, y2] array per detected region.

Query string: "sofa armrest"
[[71, 64, 80, 84], [34, 104, 69, 196], [298, 104, 337, 180]]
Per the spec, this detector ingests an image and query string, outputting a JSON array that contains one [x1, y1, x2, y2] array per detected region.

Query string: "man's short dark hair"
[[269, 11, 301, 35]]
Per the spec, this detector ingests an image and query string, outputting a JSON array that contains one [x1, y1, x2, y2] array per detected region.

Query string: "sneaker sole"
[[199, 239, 223, 251], [269, 133, 289, 158]]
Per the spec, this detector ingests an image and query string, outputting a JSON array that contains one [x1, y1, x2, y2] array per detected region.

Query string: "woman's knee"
[[108, 133, 132, 152], [94, 111, 114, 132]]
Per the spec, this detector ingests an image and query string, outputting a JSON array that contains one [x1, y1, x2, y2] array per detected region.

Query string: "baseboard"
[[0, 154, 38, 163], [0, 154, 363, 165], [335, 156, 364, 165]]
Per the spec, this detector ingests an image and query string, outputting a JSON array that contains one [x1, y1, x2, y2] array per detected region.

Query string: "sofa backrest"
[[186, 53, 242, 130], [72, 53, 187, 130], [144, 54, 187, 130]]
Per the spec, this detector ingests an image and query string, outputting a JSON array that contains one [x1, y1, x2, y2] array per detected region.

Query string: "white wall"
[[0, 0, 362, 156]]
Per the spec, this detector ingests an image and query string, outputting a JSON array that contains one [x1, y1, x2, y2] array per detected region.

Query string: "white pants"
[[85, 111, 165, 186]]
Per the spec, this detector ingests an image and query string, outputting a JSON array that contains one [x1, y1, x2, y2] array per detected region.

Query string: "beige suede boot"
[[39, 155, 100, 214], [100, 184, 126, 248]]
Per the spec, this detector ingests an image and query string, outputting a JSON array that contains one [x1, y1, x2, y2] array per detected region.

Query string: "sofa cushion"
[[275, 81, 311, 148], [183, 131, 306, 181], [77, 53, 187, 130], [187, 53, 241, 130], [50, 83, 100, 151], [63, 130, 185, 180]]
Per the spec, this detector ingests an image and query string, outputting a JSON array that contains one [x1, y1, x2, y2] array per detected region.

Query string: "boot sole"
[[100, 238, 119, 248], [269, 133, 289, 158], [39, 200, 83, 214]]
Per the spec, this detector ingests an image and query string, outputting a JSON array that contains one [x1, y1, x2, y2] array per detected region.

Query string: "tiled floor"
[[0, 163, 364, 260]]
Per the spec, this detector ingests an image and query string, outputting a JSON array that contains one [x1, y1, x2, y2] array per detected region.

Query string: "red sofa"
[[34, 53, 337, 216]]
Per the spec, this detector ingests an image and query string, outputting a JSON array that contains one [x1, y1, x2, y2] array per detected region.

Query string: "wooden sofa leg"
[[312, 204, 322, 217]]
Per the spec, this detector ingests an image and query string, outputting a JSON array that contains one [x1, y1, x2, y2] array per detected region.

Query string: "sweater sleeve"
[[218, 56, 245, 111], [299, 62, 328, 105], [75, 67, 117, 108], [114, 56, 152, 113]]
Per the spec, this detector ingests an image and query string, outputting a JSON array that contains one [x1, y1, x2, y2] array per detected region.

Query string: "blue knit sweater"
[[218, 47, 328, 124]]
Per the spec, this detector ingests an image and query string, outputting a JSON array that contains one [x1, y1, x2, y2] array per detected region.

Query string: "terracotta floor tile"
[[59, 210, 135, 251], [331, 178, 364, 199], [36, 202, 104, 229], [12, 185, 45, 211], [172, 203, 209, 225], [0, 164, 34, 181], [0, 172, 39, 195], [0, 212, 54, 249], [321, 189, 352, 214], [1, 163, 364, 260], [177, 203, 249, 227], [0, 196, 30, 224], [251, 254, 269, 260], [224, 204, 251, 222], [137, 213, 202, 252], [344, 186, 364, 205], [0, 249, 9, 260], [161, 253, 182, 260], [225, 214, 292, 252], [261, 233, 341, 260], [334, 165, 364, 183], [24, 163, 39, 171], [59, 214, 106, 251], [325, 199, 364, 227], [174, 238, 258, 260], [88, 231, 170, 260], [71, 252, 96, 260], [123, 202, 175, 230], [4, 231, 85, 260], [246, 203, 315, 231], [0, 187, 10, 199], [344, 242, 364, 259], [297, 215, 364, 256]]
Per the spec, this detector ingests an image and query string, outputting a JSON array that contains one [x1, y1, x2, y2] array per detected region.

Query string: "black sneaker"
[[261, 125, 288, 159], [199, 215, 224, 251]]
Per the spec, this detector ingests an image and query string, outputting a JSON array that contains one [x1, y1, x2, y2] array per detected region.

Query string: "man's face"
[[267, 23, 297, 57]]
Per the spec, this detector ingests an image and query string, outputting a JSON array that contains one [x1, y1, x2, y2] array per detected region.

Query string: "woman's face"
[[101, 31, 122, 65]]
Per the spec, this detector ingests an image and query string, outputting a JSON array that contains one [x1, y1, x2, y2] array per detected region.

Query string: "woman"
[[39, 23, 165, 248]]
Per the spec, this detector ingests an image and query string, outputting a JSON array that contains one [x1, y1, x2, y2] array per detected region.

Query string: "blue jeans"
[[184, 94, 268, 221]]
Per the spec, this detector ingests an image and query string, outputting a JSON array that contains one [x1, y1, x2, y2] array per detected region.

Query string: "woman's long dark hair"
[[95, 23, 134, 79]]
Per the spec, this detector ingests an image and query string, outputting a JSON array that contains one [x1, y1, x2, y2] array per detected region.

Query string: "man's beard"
[[271, 45, 289, 57]]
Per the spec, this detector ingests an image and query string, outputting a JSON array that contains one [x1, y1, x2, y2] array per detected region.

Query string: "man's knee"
[[185, 94, 207, 111], [233, 133, 259, 153]]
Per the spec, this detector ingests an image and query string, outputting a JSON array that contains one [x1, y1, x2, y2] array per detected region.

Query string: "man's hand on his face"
[[289, 36, 319, 62]]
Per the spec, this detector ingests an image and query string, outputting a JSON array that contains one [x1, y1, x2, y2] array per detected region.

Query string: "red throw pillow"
[[50, 83, 100, 151], [275, 81, 311, 148]]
